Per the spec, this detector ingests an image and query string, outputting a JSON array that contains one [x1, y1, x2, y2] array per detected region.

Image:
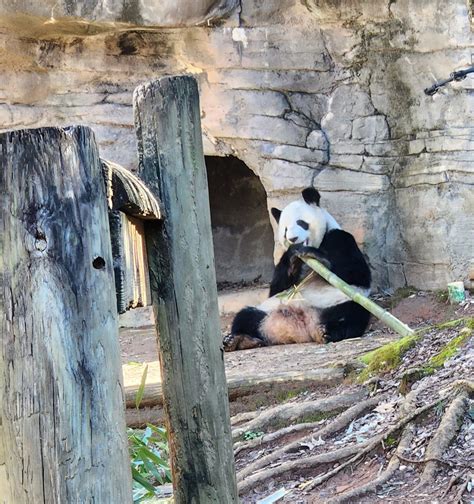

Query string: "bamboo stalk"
[[300, 255, 415, 338]]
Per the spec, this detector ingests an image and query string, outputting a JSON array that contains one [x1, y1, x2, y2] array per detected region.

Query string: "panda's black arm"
[[319, 231, 372, 288], [288, 242, 370, 287], [269, 249, 303, 296], [289, 244, 332, 269]]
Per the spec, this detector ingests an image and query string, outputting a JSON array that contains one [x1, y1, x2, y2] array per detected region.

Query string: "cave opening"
[[205, 155, 274, 290]]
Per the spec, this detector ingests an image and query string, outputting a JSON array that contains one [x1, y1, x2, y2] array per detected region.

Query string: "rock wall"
[[0, 0, 472, 290], [0, 0, 239, 26]]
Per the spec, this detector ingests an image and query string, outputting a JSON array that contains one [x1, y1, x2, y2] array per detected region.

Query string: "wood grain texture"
[[0, 127, 132, 503], [134, 76, 238, 503]]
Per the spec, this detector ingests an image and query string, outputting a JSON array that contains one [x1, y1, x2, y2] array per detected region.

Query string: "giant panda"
[[223, 187, 371, 351]]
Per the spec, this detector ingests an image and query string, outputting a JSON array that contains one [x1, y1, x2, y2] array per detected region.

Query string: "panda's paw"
[[223, 332, 267, 351], [288, 243, 320, 258], [223, 332, 238, 352], [287, 243, 307, 255], [289, 251, 303, 275], [293, 246, 331, 268]]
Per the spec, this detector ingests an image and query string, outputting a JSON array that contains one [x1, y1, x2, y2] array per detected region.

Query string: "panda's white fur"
[[261, 202, 348, 312], [225, 188, 372, 351], [277, 201, 341, 249]]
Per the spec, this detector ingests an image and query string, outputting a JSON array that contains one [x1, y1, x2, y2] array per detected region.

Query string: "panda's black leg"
[[321, 301, 371, 342], [224, 307, 268, 352]]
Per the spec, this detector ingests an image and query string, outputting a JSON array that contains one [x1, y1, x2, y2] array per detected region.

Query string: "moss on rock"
[[358, 333, 420, 382]]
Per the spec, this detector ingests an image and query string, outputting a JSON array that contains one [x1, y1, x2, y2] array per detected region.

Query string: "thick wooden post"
[[134, 76, 238, 503], [0, 127, 132, 503]]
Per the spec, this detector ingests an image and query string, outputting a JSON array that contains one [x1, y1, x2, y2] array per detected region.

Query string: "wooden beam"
[[134, 76, 238, 503], [102, 158, 161, 219], [123, 364, 345, 409], [0, 127, 132, 503]]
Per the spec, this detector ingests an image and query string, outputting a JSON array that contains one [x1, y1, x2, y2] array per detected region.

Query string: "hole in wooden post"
[[34, 228, 47, 251], [92, 256, 106, 270]]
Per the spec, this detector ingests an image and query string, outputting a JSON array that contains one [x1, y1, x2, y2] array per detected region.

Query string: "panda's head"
[[271, 188, 340, 250]]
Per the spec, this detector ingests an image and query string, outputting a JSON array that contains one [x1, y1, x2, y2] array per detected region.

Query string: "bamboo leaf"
[[131, 466, 156, 494], [139, 449, 165, 485]]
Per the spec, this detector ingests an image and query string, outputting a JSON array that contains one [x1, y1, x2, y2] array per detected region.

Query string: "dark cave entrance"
[[205, 156, 274, 289]]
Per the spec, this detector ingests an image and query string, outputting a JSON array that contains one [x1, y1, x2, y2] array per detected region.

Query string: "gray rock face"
[[0, 0, 472, 290], [0, 0, 239, 26], [352, 116, 390, 142]]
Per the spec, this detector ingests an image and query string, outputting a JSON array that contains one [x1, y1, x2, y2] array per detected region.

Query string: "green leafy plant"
[[129, 424, 172, 503], [243, 430, 264, 441], [130, 365, 172, 502]]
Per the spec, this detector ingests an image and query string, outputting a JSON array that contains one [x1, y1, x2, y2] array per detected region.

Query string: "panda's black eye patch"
[[297, 220, 309, 230]]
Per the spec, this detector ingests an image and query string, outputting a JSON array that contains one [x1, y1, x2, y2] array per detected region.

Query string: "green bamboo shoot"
[[300, 255, 415, 338]]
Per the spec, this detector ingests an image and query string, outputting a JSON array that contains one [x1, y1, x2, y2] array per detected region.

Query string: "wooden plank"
[[0, 127, 132, 503], [134, 76, 238, 503], [123, 361, 345, 409], [122, 214, 151, 308]]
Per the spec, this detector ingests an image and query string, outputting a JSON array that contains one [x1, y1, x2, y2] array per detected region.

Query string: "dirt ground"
[[119, 290, 474, 503]]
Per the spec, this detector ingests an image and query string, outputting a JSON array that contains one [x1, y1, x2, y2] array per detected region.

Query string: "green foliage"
[[465, 318, 474, 330], [129, 424, 172, 503], [384, 434, 398, 448], [243, 430, 264, 441], [434, 289, 449, 303], [433, 318, 465, 330], [276, 389, 301, 403]]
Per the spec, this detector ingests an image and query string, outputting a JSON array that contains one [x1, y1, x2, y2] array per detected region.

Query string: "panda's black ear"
[[302, 187, 321, 206], [271, 207, 282, 223]]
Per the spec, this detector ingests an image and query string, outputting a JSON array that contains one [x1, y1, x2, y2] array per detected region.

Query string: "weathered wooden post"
[[0, 127, 132, 503], [134, 76, 238, 502]]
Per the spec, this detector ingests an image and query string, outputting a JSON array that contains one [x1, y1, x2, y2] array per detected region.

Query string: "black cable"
[[424, 65, 474, 96]]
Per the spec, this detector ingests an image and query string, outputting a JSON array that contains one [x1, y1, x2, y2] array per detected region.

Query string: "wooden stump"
[[0, 127, 132, 503], [134, 76, 238, 503]]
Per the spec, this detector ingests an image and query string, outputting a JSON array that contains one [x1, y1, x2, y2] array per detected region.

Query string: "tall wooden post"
[[0, 127, 132, 503], [134, 76, 238, 503]]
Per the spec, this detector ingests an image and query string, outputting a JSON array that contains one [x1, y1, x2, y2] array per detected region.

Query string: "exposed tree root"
[[232, 390, 367, 441], [442, 469, 468, 499], [234, 421, 320, 457], [326, 424, 415, 504], [231, 411, 259, 426], [301, 393, 448, 492], [237, 392, 389, 485], [418, 388, 470, 485], [237, 441, 372, 496], [454, 472, 472, 503], [396, 454, 472, 468]]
